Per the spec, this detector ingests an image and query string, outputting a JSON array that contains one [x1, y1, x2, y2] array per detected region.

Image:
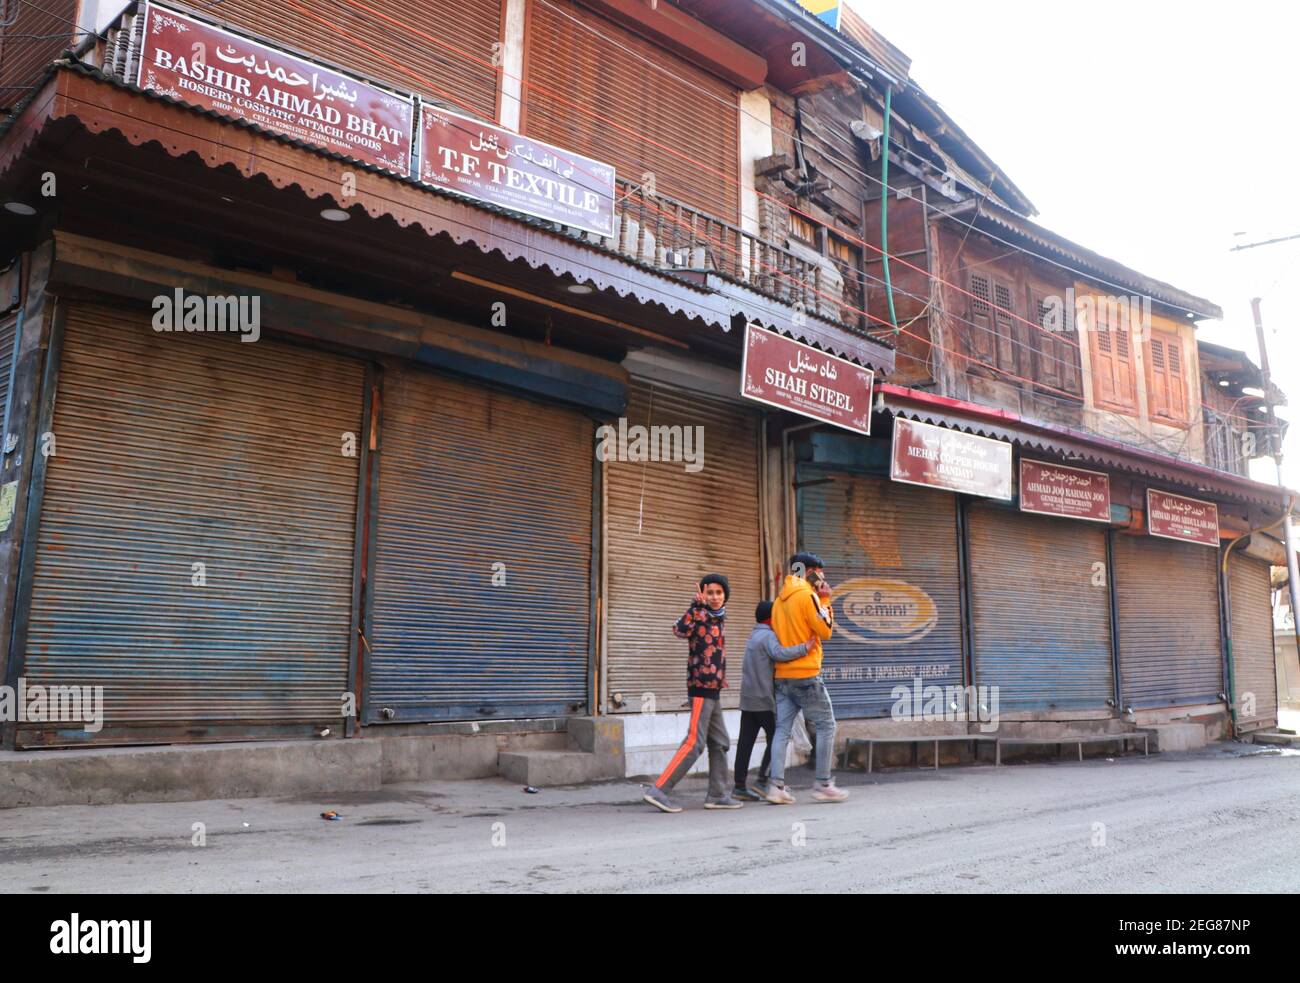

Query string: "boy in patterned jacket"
[[643, 573, 740, 813]]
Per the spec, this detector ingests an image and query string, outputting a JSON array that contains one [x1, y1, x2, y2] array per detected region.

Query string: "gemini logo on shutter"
[[831, 577, 938, 645]]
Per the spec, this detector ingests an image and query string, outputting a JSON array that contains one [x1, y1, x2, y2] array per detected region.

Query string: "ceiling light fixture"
[[566, 282, 594, 295], [320, 208, 350, 222], [3, 201, 36, 216]]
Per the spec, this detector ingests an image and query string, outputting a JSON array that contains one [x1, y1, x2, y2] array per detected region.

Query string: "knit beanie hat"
[[700, 572, 730, 600]]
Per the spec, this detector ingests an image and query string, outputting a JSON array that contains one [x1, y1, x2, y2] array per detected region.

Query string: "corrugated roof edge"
[[879, 382, 1293, 507], [942, 197, 1224, 321]]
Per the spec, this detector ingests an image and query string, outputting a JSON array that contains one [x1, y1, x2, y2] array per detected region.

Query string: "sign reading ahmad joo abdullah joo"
[[1019, 459, 1111, 522], [890, 417, 1012, 500], [740, 323, 874, 435], [137, 2, 414, 176], [418, 105, 616, 238], [1147, 488, 1220, 547]]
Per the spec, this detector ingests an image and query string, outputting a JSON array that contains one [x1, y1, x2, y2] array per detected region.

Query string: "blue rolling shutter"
[[365, 364, 593, 721]]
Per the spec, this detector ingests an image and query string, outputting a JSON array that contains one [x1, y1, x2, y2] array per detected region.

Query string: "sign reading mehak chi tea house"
[[1146, 488, 1220, 547], [740, 323, 874, 435], [1019, 459, 1111, 522], [418, 105, 616, 238], [890, 418, 1012, 500], [137, 3, 414, 176]]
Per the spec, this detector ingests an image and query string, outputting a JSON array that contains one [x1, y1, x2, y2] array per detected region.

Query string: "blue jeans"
[[770, 676, 837, 784]]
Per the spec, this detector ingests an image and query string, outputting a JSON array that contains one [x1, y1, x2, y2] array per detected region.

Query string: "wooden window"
[[828, 234, 864, 328], [1147, 330, 1189, 424], [967, 271, 996, 365], [789, 212, 818, 245], [966, 271, 1018, 374], [1029, 289, 1083, 399], [1090, 301, 1137, 412]]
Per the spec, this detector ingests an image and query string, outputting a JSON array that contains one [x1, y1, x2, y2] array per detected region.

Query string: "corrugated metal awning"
[[0, 63, 895, 373], [877, 384, 1291, 509]]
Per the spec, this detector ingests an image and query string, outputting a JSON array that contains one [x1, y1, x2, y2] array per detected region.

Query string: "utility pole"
[[1249, 297, 1300, 641]]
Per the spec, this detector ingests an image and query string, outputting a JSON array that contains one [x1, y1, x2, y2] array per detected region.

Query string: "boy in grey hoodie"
[[733, 601, 814, 801]]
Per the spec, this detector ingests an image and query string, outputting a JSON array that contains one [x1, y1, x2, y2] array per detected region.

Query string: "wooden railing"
[[609, 178, 840, 319]]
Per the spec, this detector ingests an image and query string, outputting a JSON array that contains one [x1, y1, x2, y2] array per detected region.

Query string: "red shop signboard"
[[418, 105, 616, 238], [1019, 459, 1111, 522], [740, 323, 874, 435], [1146, 489, 1220, 547], [137, 2, 414, 175], [890, 418, 1012, 499]]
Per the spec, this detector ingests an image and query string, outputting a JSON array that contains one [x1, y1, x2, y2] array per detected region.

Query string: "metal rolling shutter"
[[798, 471, 963, 718], [20, 303, 364, 746], [605, 380, 761, 712], [367, 365, 593, 721], [0, 312, 15, 436], [1113, 533, 1223, 708], [1229, 553, 1278, 732], [968, 505, 1113, 711], [524, 0, 741, 223], [204, 0, 502, 120]]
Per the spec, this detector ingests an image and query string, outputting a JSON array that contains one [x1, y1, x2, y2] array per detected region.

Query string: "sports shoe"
[[765, 783, 796, 805], [704, 794, 743, 810], [643, 786, 682, 813], [811, 780, 849, 803], [732, 786, 763, 802]]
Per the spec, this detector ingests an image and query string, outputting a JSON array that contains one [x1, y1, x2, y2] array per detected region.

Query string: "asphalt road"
[[0, 743, 1296, 893]]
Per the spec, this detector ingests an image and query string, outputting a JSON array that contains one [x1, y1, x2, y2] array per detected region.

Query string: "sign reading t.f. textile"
[[418, 105, 616, 238], [1147, 488, 1220, 547], [890, 418, 1012, 500], [136, 2, 414, 176], [740, 323, 874, 435]]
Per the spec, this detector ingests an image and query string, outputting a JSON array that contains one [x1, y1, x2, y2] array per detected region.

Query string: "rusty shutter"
[[0, 0, 79, 111], [604, 380, 761, 712], [1113, 533, 1223, 708], [18, 302, 364, 747], [797, 471, 964, 718], [524, 0, 740, 223], [1229, 553, 1278, 732], [366, 364, 593, 721], [205, 0, 502, 119], [968, 504, 1113, 711], [0, 311, 15, 437]]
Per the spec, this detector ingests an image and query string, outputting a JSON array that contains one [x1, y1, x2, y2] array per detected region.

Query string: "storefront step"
[[497, 749, 625, 787], [0, 740, 383, 811], [1142, 723, 1208, 752]]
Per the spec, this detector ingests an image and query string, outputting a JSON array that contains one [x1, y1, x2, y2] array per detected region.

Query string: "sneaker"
[[732, 786, 763, 802], [643, 786, 682, 813], [811, 780, 849, 803], [765, 783, 796, 805], [704, 794, 743, 810]]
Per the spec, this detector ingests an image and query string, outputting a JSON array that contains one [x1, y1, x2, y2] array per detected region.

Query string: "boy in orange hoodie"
[[765, 552, 848, 804]]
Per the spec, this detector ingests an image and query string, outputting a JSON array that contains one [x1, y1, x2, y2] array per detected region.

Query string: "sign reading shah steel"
[[418, 105, 616, 238], [740, 323, 874, 435], [1147, 488, 1220, 547], [137, 3, 414, 176], [1019, 459, 1111, 522], [890, 418, 1012, 500]]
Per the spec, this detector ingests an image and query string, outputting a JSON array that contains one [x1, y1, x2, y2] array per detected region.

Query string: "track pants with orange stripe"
[[654, 695, 730, 798]]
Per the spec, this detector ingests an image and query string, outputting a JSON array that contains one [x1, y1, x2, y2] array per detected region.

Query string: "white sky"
[[848, 0, 1300, 487]]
